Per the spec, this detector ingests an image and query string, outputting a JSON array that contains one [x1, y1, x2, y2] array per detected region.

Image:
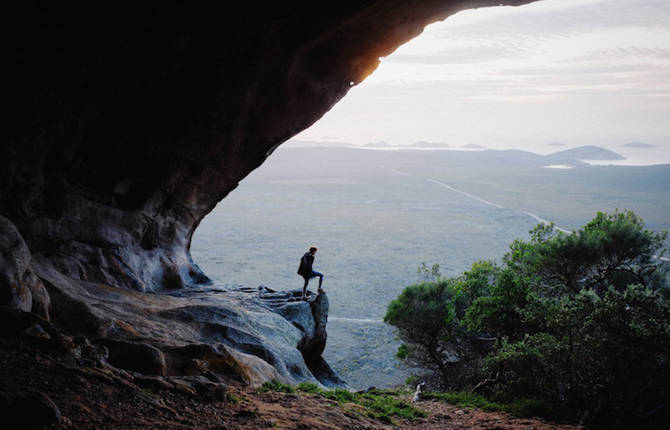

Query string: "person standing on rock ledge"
[[298, 246, 324, 300]]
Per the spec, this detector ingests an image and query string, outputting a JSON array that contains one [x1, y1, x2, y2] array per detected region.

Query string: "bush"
[[296, 382, 320, 393], [386, 211, 670, 428], [384, 275, 490, 390], [258, 380, 294, 394], [259, 382, 425, 424], [362, 394, 427, 421], [422, 391, 550, 418]]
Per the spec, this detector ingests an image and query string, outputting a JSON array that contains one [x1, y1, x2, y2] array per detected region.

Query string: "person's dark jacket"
[[297, 252, 314, 278]]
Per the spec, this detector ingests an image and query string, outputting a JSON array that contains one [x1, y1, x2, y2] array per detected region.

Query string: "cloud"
[[383, 45, 519, 65], [464, 94, 566, 103], [623, 142, 655, 148], [296, 0, 670, 156]]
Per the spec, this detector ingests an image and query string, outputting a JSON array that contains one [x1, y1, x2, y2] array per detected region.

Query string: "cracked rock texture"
[[1, 1, 534, 385]]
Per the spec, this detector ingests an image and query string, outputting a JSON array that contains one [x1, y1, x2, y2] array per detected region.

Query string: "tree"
[[417, 262, 442, 282], [384, 280, 459, 388], [385, 262, 498, 390], [506, 210, 668, 295], [386, 211, 670, 428]]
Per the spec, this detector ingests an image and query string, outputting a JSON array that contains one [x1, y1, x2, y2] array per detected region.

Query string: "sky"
[[293, 0, 670, 163]]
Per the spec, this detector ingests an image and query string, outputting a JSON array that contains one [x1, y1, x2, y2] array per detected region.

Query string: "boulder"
[[94, 339, 167, 376], [133, 375, 175, 391], [274, 301, 316, 340], [158, 303, 308, 386], [306, 292, 329, 358], [190, 377, 229, 403], [258, 288, 345, 387], [43, 278, 109, 337], [0, 216, 50, 319], [0, 307, 74, 355]]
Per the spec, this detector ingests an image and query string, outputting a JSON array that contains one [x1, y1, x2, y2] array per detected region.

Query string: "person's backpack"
[[298, 255, 307, 276], [297, 254, 308, 276]]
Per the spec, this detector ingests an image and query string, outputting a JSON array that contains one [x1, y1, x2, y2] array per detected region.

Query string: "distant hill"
[[461, 143, 485, 149], [623, 142, 655, 148], [284, 139, 353, 148], [363, 141, 391, 148], [546, 145, 625, 161], [410, 141, 450, 148]]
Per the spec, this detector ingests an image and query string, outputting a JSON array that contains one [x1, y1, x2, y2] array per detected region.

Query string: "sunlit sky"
[[293, 0, 670, 163]]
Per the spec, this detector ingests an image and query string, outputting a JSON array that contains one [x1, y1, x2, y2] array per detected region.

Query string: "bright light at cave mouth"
[[294, 0, 670, 163]]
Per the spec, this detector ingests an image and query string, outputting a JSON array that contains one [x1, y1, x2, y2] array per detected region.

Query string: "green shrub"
[[422, 391, 548, 418], [258, 381, 425, 424], [296, 382, 320, 393], [364, 388, 409, 397], [225, 393, 240, 404], [258, 380, 295, 394], [320, 388, 357, 403], [362, 394, 428, 420]]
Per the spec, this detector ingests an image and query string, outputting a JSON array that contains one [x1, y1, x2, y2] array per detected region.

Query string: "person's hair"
[[309, 246, 318, 252]]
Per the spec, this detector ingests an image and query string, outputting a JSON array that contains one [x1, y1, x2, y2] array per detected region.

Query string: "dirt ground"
[[0, 340, 581, 430]]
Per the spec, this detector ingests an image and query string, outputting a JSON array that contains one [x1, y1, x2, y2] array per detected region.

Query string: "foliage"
[[225, 393, 240, 404], [384, 261, 504, 390], [258, 380, 294, 394], [417, 262, 442, 282], [383, 278, 483, 389], [386, 211, 670, 428], [422, 391, 551, 418], [318, 388, 358, 403], [259, 382, 425, 425], [361, 393, 427, 422], [295, 382, 319, 393]]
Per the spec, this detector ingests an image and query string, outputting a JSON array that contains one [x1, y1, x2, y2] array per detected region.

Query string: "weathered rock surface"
[[21, 258, 343, 387], [0, 216, 50, 319], [94, 339, 168, 376], [258, 286, 346, 386], [1, 1, 535, 387]]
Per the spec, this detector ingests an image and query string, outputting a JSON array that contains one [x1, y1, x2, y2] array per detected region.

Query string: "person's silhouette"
[[297, 246, 324, 300]]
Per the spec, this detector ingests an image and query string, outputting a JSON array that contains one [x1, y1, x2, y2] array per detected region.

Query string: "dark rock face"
[[0, 216, 50, 319], [2, 0, 533, 293], [1, 1, 535, 385], [94, 339, 168, 376]]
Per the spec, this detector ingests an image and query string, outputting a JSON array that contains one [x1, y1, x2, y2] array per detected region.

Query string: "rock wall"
[[2, 0, 533, 293], [1, 1, 535, 385]]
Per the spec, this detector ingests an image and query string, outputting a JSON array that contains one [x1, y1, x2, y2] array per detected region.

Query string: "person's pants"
[[303, 270, 324, 290]]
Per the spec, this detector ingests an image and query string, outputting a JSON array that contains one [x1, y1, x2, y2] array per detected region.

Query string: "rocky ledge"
[[3, 213, 343, 389]]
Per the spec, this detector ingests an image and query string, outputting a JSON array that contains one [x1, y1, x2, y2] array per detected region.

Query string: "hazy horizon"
[[284, 138, 669, 167], [293, 0, 670, 164]]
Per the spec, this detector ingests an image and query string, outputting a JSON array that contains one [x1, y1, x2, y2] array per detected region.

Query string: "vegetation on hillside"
[[258, 381, 426, 424], [385, 210, 670, 428]]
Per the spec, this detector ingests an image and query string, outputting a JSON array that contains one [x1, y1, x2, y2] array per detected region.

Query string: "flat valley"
[[192, 146, 670, 388]]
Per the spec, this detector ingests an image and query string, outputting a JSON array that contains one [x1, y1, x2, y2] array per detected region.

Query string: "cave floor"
[[0, 340, 581, 430]]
